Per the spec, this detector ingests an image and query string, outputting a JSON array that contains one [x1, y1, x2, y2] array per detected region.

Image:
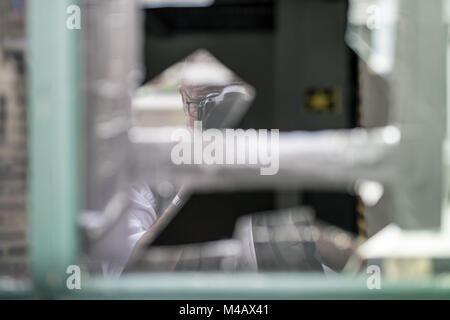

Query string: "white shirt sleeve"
[[86, 184, 159, 278]]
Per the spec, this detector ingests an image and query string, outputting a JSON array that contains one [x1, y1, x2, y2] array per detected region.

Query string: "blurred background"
[[0, 0, 449, 298]]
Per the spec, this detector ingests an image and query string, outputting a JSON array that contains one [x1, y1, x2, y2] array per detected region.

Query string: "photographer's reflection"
[[127, 51, 254, 272], [86, 50, 253, 277]]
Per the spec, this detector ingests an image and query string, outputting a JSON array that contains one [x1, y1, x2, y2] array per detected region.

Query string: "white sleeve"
[[86, 185, 159, 278]]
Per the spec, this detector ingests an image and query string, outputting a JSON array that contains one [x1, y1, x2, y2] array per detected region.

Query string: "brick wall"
[[0, 0, 27, 278]]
